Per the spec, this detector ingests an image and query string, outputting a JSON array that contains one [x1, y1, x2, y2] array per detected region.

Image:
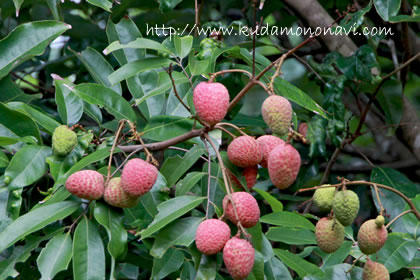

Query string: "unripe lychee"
[[315, 217, 345, 253], [65, 170, 104, 200], [243, 166, 258, 189], [332, 190, 360, 226], [104, 177, 139, 208], [313, 186, 335, 212], [52, 125, 77, 155], [375, 215, 385, 227], [357, 217, 388, 255], [362, 260, 390, 280], [227, 136, 263, 168], [193, 82, 230, 126], [223, 192, 260, 228], [195, 219, 231, 255], [223, 237, 255, 280], [121, 158, 158, 196], [261, 95, 292, 136], [256, 135, 285, 168], [267, 144, 301, 189]]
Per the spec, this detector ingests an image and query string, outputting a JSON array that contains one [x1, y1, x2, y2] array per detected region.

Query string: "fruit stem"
[[107, 120, 127, 182], [372, 183, 385, 216], [217, 122, 248, 136], [209, 69, 252, 83], [385, 209, 413, 229], [345, 255, 364, 274], [214, 125, 237, 139], [168, 64, 191, 113]]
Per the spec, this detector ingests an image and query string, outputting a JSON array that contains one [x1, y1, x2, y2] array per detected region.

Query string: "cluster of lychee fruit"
[[195, 192, 259, 279], [65, 158, 158, 208], [313, 187, 389, 279]]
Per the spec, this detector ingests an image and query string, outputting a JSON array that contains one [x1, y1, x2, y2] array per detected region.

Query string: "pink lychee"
[[104, 177, 139, 208], [193, 82, 230, 126], [223, 192, 260, 228], [261, 95, 292, 136], [357, 218, 388, 255], [267, 144, 301, 189], [65, 170, 104, 200], [227, 136, 263, 168], [223, 237, 255, 280], [243, 166, 258, 189], [256, 135, 285, 168], [121, 158, 158, 196], [195, 219, 231, 255]]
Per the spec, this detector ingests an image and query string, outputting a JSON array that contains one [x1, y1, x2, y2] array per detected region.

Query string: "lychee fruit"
[[315, 217, 345, 253], [242, 166, 258, 189], [332, 190, 360, 226], [357, 216, 388, 255], [362, 260, 390, 280], [298, 122, 308, 138], [104, 177, 139, 208], [193, 82, 230, 126], [313, 186, 335, 212], [223, 237, 255, 280], [256, 135, 285, 168], [227, 136, 263, 168], [52, 125, 77, 155], [267, 144, 301, 189], [223, 192, 260, 228], [65, 170, 104, 200], [121, 158, 158, 196], [261, 95, 292, 136], [195, 219, 231, 255]]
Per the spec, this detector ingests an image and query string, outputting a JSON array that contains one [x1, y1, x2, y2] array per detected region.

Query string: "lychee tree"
[[0, 0, 420, 279]]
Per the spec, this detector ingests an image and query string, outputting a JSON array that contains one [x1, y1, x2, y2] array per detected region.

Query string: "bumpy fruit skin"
[[298, 122, 308, 138], [227, 136, 263, 168], [267, 144, 301, 189], [243, 166, 258, 189], [315, 217, 345, 253], [362, 260, 390, 280], [357, 218, 388, 255], [262, 95, 292, 136], [52, 125, 77, 155], [223, 192, 260, 228], [104, 177, 139, 208], [195, 219, 231, 255], [256, 135, 285, 168], [193, 82, 230, 126], [223, 237, 255, 280], [313, 187, 335, 212], [65, 170, 104, 200], [332, 190, 360, 226], [121, 158, 158, 196]]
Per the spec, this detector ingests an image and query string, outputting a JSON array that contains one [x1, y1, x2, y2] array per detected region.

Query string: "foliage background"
[[0, 0, 419, 279]]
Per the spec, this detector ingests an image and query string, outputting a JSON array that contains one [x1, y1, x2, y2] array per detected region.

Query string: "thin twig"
[[372, 184, 385, 216], [168, 64, 191, 112], [215, 125, 237, 139], [385, 210, 413, 229], [107, 120, 126, 182], [217, 122, 248, 136], [203, 139, 212, 219]]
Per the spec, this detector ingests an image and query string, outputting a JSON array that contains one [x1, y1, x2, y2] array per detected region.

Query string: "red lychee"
[[261, 95, 292, 136], [193, 82, 230, 126], [228, 166, 258, 190], [104, 177, 139, 208], [195, 219, 231, 255], [267, 144, 301, 189], [121, 158, 158, 196], [256, 135, 285, 168], [227, 136, 263, 168], [223, 192, 260, 228], [223, 237, 255, 280], [357, 216, 388, 255], [65, 170, 104, 200]]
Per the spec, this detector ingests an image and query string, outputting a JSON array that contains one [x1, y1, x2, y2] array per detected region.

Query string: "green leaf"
[[0, 201, 80, 252], [260, 212, 315, 230], [86, 0, 112, 12], [0, 102, 41, 144], [0, 21, 70, 78], [160, 145, 205, 187], [304, 263, 363, 280], [73, 83, 136, 123], [73, 217, 106, 280], [45, 0, 61, 21], [142, 116, 198, 142], [175, 172, 206, 196], [266, 227, 316, 245], [159, 0, 183, 12], [0, 75, 41, 103], [78, 47, 122, 94], [274, 249, 324, 278], [104, 38, 171, 57], [174, 36, 193, 59], [141, 195, 205, 239], [373, 233, 418, 273], [374, 0, 401, 21], [108, 57, 173, 85], [376, 79, 403, 126], [151, 248, 184, 279], [150, 217, 202, 258], [264, 257, 292, 280], [254, 188, 283, 212], [36, 233, 73, 280], [0, 150, 9, 168], [54, 78, 84, 126], [5, 145, 51, 187], [93, 202, 127, 260], [195, 255, 217, 280], [319, 241, 352, 268]]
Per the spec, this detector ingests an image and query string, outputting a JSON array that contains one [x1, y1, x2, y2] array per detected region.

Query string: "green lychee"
[[315, 217, 345, 253], [332, 190, 360, 226], [104, 177, 139, 208], [261, 95, 292, 136], [362, 260, 390, 280], [357, 217, 388, 255], [52, 125, 77, 155], [313, 186, 335, 212]]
